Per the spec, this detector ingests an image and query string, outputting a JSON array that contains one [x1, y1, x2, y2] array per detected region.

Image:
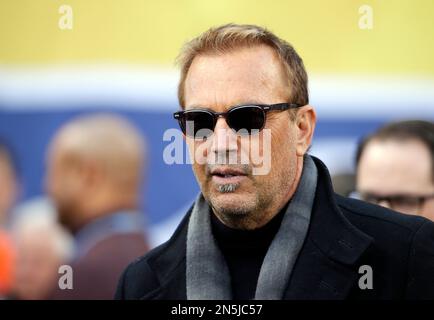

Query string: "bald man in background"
[[45, 114, 149, 299]]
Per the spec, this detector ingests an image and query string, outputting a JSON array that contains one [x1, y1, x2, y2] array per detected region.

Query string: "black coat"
[[115, 157, 434, 300]]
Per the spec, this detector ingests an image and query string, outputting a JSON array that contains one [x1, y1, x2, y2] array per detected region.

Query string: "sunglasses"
[[173, 103, 301, 139]]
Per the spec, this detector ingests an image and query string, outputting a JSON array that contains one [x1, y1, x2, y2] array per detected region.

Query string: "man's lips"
[[210, 167, 248, 184]]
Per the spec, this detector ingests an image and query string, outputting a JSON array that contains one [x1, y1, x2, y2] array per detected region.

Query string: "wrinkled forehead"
[[183, 45, 290, 111]]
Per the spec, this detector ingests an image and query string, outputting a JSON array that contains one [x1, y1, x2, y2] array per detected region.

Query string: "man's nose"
[[210, 117, 238, 155]]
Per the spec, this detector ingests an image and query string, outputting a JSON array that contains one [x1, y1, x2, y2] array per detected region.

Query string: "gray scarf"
[[186, 155, 318, 300]]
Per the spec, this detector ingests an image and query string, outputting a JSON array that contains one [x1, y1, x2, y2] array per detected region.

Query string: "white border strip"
[[0, 65, 433, 119], [0, 65, 179, 111], [310, 75, 434, 119]]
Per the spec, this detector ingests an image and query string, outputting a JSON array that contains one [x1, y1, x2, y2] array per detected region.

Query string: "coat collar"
[[283, 157, 373, 299], [145, 156, 373, 300]]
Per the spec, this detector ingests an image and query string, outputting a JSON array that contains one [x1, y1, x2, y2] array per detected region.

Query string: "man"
[[116, 24, 434, 300], [356, 120, 434, 221], [46, 114, 149, 299]]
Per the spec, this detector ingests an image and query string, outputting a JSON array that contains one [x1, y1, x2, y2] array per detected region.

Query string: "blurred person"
[[356, 120, 434, 220], [116, 24, 434, 300], [11, 196, 57, 227], [10, 209, 72, 300], [0, 139, 19, 226], [0, 139, 19, 297], [45, 114, 149, 299]]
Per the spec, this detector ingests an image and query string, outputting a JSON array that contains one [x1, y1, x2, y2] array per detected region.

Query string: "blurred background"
[[0, 0, 433, 298]]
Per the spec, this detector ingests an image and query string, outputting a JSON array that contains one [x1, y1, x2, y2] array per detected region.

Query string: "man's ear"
[[295, 104, 316, 157]]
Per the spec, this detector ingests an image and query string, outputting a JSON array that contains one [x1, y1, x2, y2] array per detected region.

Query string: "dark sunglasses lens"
[[227, 106, 265, 134], [182, 111, 214, 138]]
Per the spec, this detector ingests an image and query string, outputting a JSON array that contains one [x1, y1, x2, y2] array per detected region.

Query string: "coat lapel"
[[284, 157, 373, 299], [283, 239, 363, 299], [143, 209, 192, 300]]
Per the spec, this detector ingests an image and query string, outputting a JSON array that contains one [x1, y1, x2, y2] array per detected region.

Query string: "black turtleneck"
[[210, 204, 287, 300]]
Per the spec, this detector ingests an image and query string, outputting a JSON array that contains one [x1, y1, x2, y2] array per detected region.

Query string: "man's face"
[[357, 138, 434, 220], [183, 45, 310, 229]]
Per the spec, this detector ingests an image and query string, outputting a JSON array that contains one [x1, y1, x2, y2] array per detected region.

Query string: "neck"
[[68, 199, 138, 235]]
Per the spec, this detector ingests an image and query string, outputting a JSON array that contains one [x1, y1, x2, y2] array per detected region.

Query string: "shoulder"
[[335, 194, 430, 235], [114, 241, 169, 300], [336, 194, 434, 268], [335, 195, 434, 297], [115, 210, 192, 300], [335, 194, 434, 253]]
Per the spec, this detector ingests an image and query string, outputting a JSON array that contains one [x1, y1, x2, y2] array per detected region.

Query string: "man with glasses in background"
[[355, 120, 434, 221], [116, 24, 434, 300]]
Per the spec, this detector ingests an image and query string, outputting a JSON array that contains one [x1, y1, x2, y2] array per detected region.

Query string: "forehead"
[[183, 45, 289, 110], [357, 138, 433, 193]]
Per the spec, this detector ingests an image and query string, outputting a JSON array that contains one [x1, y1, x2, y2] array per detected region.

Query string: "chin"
[[209, 191, 256, 216]]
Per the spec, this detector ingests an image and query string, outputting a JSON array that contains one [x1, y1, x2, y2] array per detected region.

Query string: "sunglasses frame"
[[173, 103, 302, 137]]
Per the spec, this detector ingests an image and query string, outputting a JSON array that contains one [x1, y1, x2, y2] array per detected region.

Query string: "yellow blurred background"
[[1, 0, 433, 76]]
